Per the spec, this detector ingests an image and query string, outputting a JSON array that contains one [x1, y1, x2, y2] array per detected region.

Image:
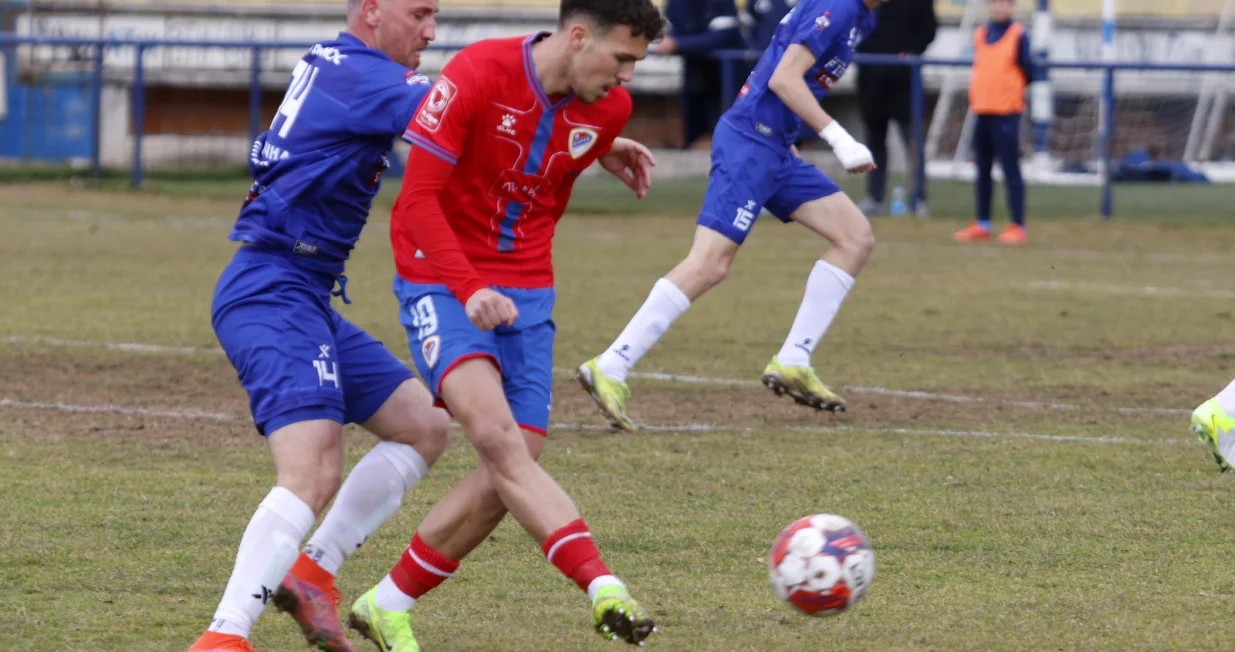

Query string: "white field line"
[[0, 335, 223, 356], [0, 396, 1178, 446], [0, 398, 235, 421], [3, 335, 1189, 416], [1029, 280, 1235, 300], [879, 241, 1232, 266]]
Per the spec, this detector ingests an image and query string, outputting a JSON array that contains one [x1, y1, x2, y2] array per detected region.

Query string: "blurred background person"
[[656, 0, 749, 148], [854, 0, 936, 216]]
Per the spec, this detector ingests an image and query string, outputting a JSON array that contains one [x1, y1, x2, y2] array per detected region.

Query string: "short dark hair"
[[559, 0, 666, 41]]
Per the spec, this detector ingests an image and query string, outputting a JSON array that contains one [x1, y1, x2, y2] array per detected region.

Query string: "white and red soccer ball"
[[768, 514, 874, 616]]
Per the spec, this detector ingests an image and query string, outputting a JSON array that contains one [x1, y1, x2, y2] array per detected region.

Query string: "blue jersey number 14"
[[272, 60, 320, 140]]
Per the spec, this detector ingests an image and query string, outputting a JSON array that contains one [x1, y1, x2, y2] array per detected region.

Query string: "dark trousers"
[[973, 113, 1024, 226], [857, 65, 918, 204]]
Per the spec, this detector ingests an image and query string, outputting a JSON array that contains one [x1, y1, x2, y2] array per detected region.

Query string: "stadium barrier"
[[2, 33, 1234, 219]]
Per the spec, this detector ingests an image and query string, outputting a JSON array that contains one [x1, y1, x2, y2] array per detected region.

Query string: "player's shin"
[[775, 259, 855, 367], [596, 277, 692, 382], [208, 487, 315, 639], [302, 442, 430, 576]]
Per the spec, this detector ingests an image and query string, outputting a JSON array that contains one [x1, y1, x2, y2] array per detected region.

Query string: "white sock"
[[374, 574, 417, 612], [208, 487, 316, 639], [1216, 379, 1235, 415], [776, 260, 855, 367], [303, 442, 429, 576], [586, 575, 625, 602], [596, 278, 692, 382]]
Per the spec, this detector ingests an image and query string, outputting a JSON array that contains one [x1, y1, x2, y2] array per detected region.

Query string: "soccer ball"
[[768, 514, 874, 616]]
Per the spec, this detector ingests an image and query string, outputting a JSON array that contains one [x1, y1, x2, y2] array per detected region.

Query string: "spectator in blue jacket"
[[655, 0, 749, 148]]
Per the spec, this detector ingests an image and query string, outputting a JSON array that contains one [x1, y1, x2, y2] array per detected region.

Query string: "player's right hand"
[[835, 141, 876, 174], [466, 288, 518, 331]]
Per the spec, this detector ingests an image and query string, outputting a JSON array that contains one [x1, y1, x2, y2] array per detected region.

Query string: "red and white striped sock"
[[374, 532, 459, 612], [542, 519, 616, 595]]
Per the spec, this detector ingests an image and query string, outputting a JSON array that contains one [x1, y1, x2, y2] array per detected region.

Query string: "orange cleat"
[[273, 553, 355, 652], [952, 222, 991, 242], [997, 224, 1028, 245], [188, 631, 258, 652]]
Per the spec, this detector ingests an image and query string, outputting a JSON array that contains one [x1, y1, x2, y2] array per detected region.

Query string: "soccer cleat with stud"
[[347, 587, 420, 652], [761, 356, 846, 413], [576, 357, 637, 431], [592, 585, 656, 645], [1191, 397, 1235, 472], [272, 553, 354, 652]]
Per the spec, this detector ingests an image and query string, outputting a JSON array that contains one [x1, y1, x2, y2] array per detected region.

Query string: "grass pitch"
[[2, 175, 1235, 650]]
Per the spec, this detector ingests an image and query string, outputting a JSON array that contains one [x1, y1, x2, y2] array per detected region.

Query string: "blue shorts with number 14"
[[394, 277, 555, 435]]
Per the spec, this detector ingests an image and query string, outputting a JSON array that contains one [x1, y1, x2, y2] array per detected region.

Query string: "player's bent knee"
[[268, 418, 345, 514], [380, 405, 450, 464], [683, 251, 731, 290], [851, 224, 877, 257], [364, 380, 450, 465], [469, 421, 533, 477]]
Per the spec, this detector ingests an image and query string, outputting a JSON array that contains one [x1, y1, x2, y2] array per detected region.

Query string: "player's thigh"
[[267, 418, 346, 508], [395, 278, 501, 401], [212, 263, 345, 436], [495, 290, 557, 437], [697, 120, 788, 245], [788, 192, 873, 250], [765, 158, 850, 235], [358, 378, 447, 457]]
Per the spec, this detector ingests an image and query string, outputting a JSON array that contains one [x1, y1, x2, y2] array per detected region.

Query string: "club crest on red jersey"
[[568, 128, 598, 159]]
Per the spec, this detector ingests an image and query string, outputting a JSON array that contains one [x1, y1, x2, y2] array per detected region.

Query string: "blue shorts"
[[212, 247, 414, 436], [698, 118, 842, 244], [393, 278, 555, 435]]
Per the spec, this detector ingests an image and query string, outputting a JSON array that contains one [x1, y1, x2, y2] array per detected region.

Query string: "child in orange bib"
[[954, 0, 1031, 244]]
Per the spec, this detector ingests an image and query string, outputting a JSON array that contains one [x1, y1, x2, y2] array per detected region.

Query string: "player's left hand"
[[600, 138, 656, 199], [837, 141, 876, 174]]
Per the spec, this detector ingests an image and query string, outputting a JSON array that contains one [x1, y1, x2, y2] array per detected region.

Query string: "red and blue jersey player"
[[342, 0, 671, 648]]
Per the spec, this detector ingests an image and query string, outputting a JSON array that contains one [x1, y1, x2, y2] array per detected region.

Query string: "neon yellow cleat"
[[761, 356, 846, 413], [576, 358, 636, 431], [346, 588, 419, 652], [1191, 397, 1235, 473], [592, 584, 655, 645]]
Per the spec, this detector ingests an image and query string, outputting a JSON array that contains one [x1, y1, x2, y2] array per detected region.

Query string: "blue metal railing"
[[3, 34, 1235, 218]]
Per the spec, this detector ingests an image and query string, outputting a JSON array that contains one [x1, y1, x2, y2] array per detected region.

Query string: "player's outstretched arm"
[[768, 44, 875, 174], [598, 137, 656, 199], [392, 149, 518, 329]]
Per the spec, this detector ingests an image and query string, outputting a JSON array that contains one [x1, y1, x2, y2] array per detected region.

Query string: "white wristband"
[[819, 121, 855, 149]]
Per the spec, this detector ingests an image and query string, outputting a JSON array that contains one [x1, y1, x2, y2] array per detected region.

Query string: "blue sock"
[[977, 219, 991, 231]]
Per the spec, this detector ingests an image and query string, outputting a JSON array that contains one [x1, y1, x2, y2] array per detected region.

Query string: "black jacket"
[[855, 0, 937, 56]]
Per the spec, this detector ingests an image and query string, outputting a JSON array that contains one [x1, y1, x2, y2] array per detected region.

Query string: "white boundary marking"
[[2, 335, 1189, 416], [0, 396, 1179, 446], [0, 398, 235, 421], [1029, 280, 1235, 300], [1, 335, 222, 356]]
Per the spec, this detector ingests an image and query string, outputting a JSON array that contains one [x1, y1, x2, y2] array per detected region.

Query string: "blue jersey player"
[[578, 0, 885, 430], [190, 1, 450, 651]]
